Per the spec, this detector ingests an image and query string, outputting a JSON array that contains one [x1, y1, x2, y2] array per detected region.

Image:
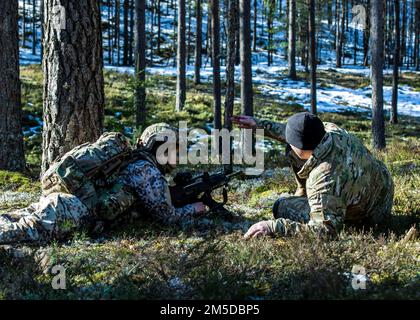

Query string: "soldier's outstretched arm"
[[254, 118, 287, 143], [119, 161, 197, 224], [231, 115, 287, 143]]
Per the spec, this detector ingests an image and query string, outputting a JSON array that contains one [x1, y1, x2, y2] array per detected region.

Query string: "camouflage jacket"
[[116, 160, 197, 224], [255, 118, 394, 236]]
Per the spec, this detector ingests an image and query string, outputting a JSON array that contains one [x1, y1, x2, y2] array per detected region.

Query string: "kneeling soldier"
[[0, 123, 207, 245], [232, 112, 394, 238]]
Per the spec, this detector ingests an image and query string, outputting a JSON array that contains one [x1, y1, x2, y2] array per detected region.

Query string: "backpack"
[[41, 132, 137, 216]]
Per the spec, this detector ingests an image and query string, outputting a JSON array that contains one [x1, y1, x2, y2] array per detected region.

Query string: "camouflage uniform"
[[255, 119, 394, 237], [0, 159, 196, 245]]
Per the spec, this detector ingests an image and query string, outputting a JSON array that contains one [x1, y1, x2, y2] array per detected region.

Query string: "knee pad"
[[272, 198, 285, 219]]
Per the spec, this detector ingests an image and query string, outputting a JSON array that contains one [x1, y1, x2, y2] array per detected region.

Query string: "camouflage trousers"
[[0, 193, 90, 245]]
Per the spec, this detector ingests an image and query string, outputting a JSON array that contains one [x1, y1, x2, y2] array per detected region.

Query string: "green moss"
[[0, 170, 40, 193]]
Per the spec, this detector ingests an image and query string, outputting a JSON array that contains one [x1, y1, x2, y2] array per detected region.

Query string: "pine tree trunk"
[[0, 0, 26, 172], [129, 0, 134, 65], [225, 0, 237, 130], [336, 0, 345, 67], [211, 0, 222, 129], [401, 0, 406, 65], [415, 0, 420, 70], [40, 0, 44, 61], [115, 0, 121, 65], [42, 0, 104, 173], [288, 0, 297, 79], [194, 0, 202, 84], [390, 0, 400, 124], [157, 0, 161, 54], [135, 0, 146, 127], [363, 0, 370, 66], [235, 0, 240, 65], [32, 0, 37, 56], [23, 0, 27, 47], [150, 1, 156, 66], [187, 0, 192, 65], [253, 0, 257, 52], [176, 0, 186, 111], [239, 0, 253, 116], [309, 0, 317, 114], [123, 0, 129, 66], [370, 0, 386, 150]]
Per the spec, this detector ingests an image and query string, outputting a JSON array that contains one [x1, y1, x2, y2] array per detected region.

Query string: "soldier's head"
[[138, 123, 180, 171], [286, 112, 325, 160]]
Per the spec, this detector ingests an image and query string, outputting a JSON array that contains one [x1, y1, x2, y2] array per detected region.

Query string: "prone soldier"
[[0, 123, 208, 245]]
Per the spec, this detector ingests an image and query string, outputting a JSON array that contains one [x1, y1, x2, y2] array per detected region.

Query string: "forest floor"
[[0, 65, 419, 299]]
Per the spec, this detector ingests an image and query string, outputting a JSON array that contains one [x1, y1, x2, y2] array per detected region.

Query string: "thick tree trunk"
[[309, 0, 317, 114], [390, 0, 399, 124], [0, 0, 26, 172], [288, 0, 297, 79], [42, 0, 104, 173], [176, 0, 186, 111], [225, 0, 237, 130], [239, 0, 253, 116], [370, 0, 386, 150], [135, 0, 146, 127], [211, 0, 222, 129], [194, 0, 202, 84]]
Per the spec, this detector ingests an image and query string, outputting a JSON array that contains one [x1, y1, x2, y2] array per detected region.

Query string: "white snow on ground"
[[106, 60, 420, 118]]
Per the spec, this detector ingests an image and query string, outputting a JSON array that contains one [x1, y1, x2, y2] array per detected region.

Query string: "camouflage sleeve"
[[266, 167, 346, 237], [119, 161, 197, 224], [254, 118, 287, 143]]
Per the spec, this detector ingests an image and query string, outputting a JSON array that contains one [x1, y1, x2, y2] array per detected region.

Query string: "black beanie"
[[285, 112, 326, 150]]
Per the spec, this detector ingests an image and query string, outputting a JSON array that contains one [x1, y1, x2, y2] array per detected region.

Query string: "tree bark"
[[123, 0, 129, 66], [176, 0, 186, 111], [239, 0, 253, 116], [370, 0, 386, 150], [288, 0, 297, 79], [309, 0, 317, 114], [135, 0, 147, 127], [253, 0, 257, 52], [194, 0, 202, 84], [0, 0, 26, 172], [157, 0, 161, 54], [211, 0, 222, 129], [336, 0, 345, 67], [390, 0, 399, 124], [225, 0, 237, 130], [42, 0, 104, 173], [415, 0, 420, 70], [32, 0, 37, 56]]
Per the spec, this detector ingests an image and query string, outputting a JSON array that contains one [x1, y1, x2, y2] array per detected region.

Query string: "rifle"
[[169, 170, 242, 218]]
